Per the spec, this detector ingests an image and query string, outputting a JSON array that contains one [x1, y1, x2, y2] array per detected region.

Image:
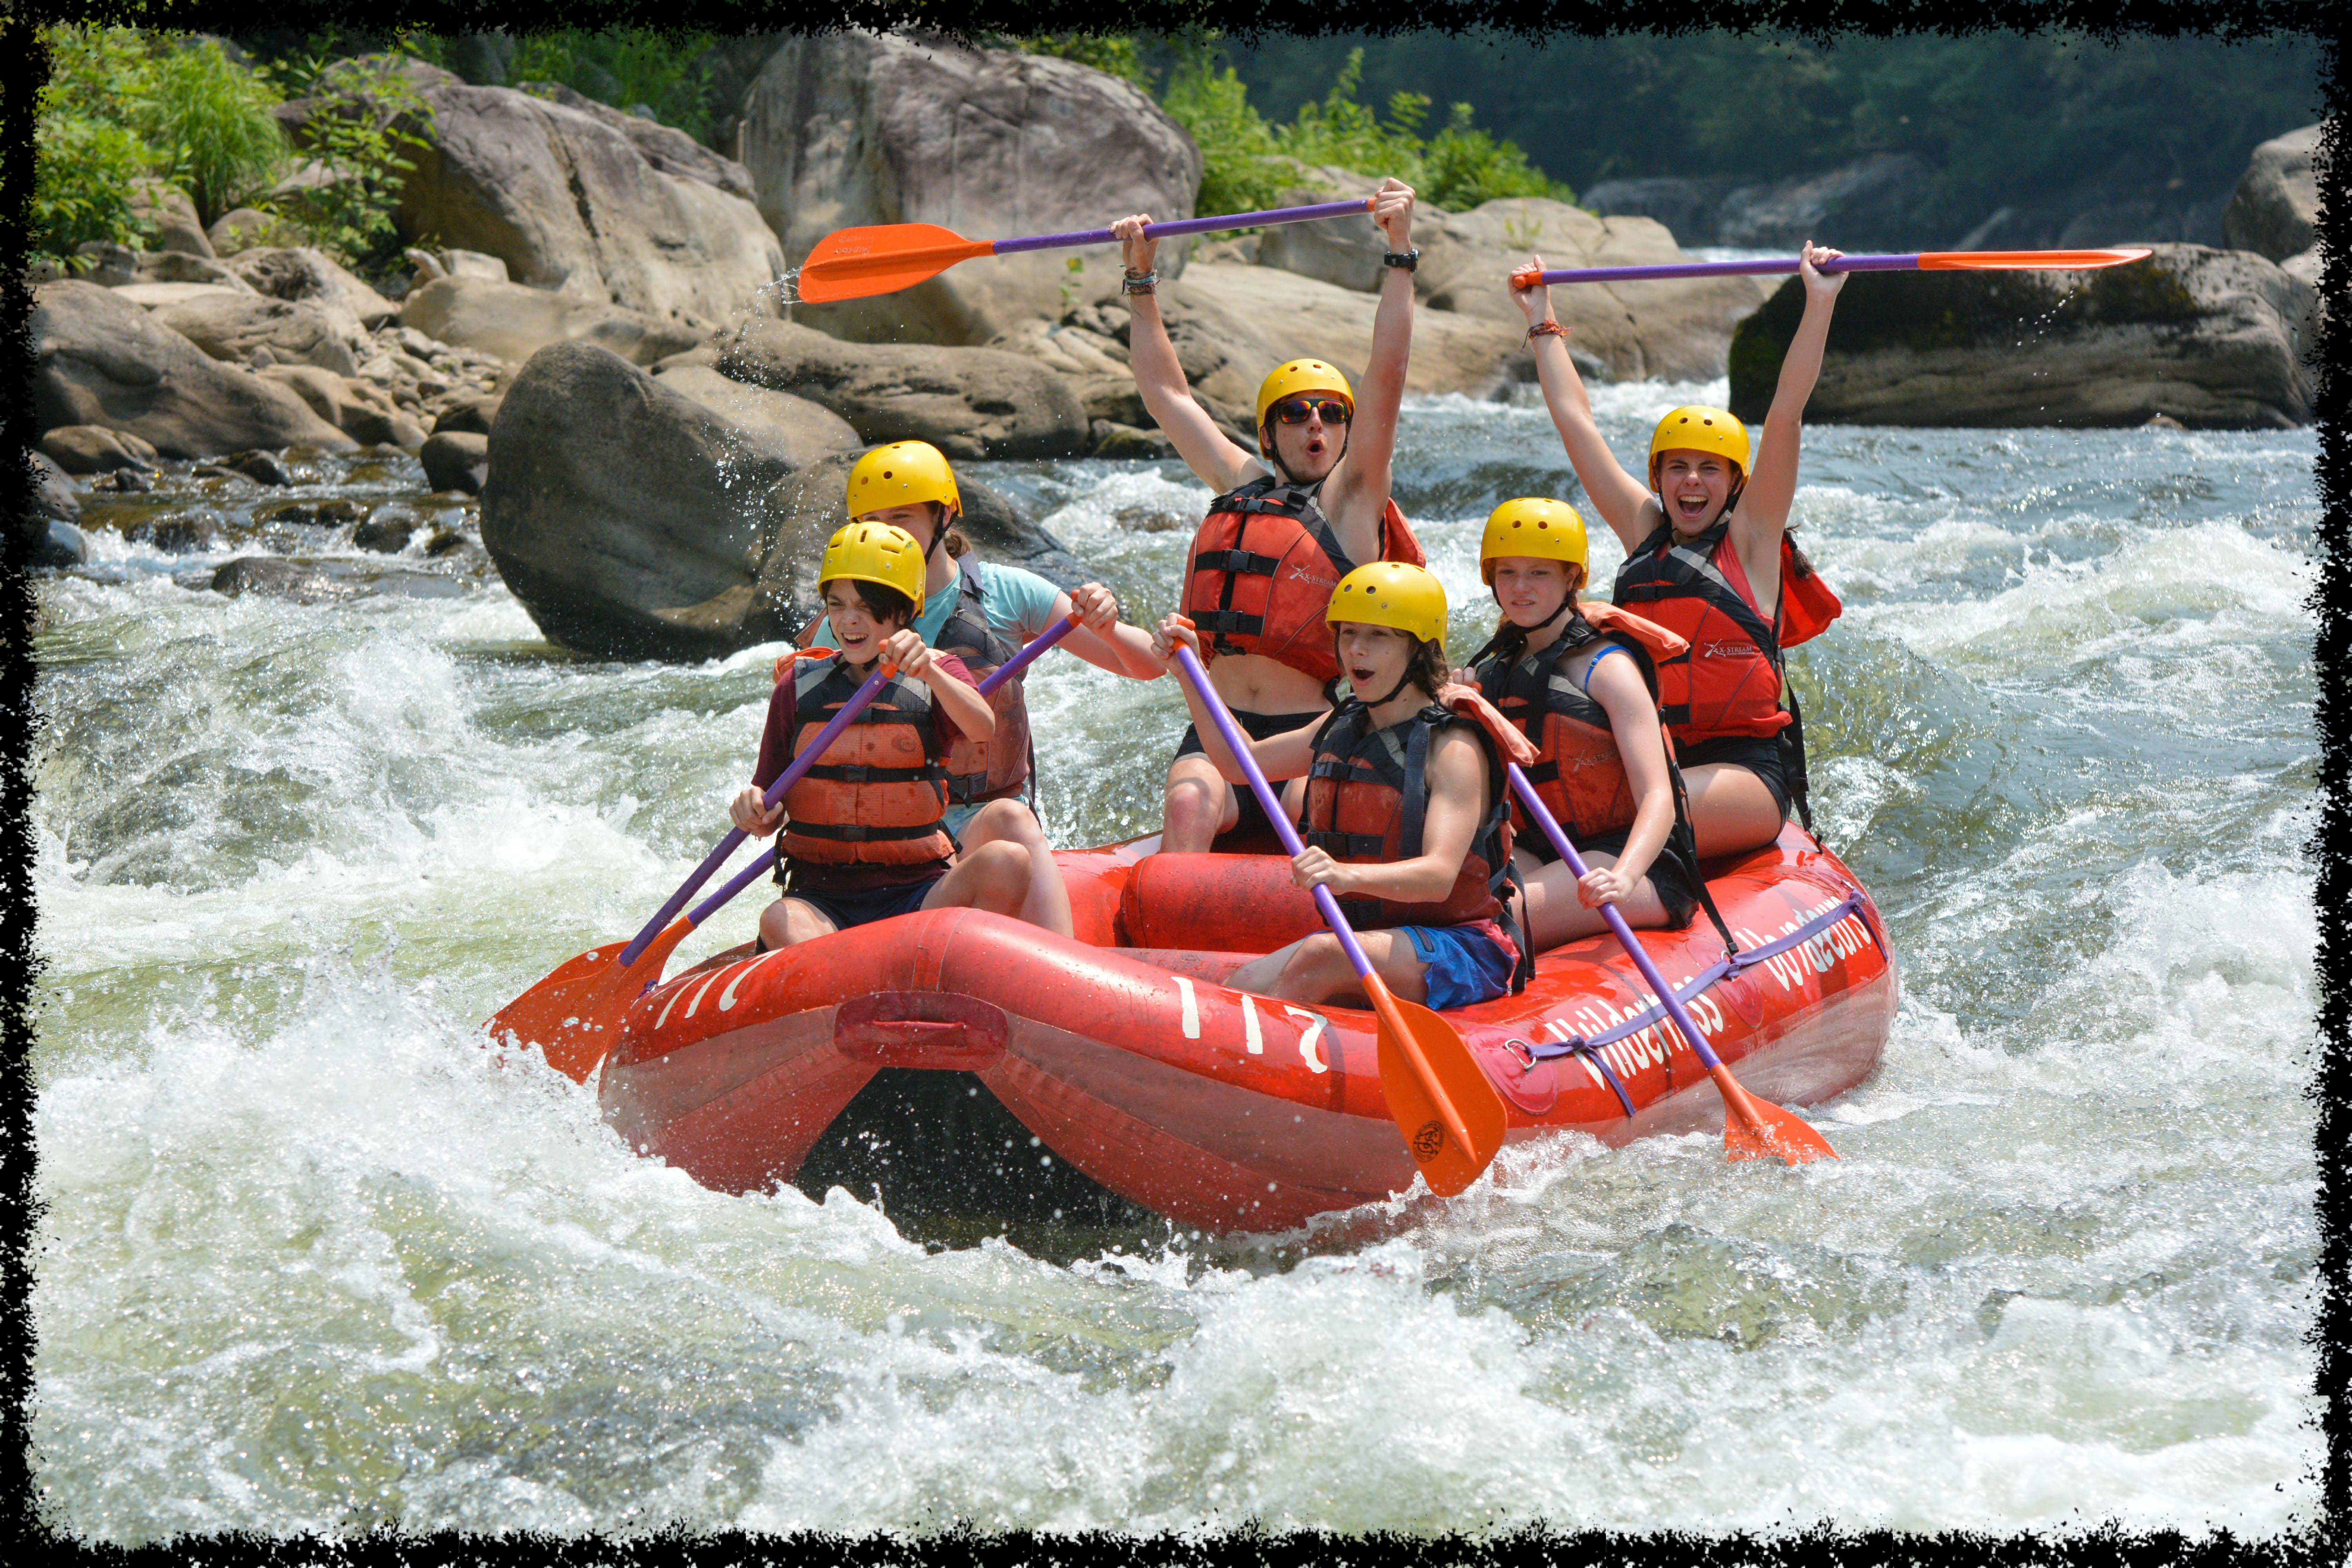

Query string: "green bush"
[[31, 25, 164, 269], [511, 29, 719, 146], [145, 37, 290, 227], [1158, 36, 1288, 215], [260, 50, 435, 270]]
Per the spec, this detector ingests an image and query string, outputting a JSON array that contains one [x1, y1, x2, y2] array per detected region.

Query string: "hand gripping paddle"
[[488, 614, 1080, 1081], [1504, 763, 1835, 1165], [1171, 642, 1509, 1196], [797, 198, 1380, 304]]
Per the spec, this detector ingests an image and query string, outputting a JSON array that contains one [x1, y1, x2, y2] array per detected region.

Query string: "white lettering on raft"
[[1284, 1006, 1329, 1073], [1744, 900, 1874, 991], [1243, 995, 1263, 1054], [718, 949, 782, 1013], [1176, 977, 1200, 1039]]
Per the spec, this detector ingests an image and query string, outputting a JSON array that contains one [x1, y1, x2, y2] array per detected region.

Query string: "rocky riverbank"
[[23, 31, 2323, 657]]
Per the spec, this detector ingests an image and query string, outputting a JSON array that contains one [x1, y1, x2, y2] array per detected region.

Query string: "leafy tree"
[[32, 26, 164, 268], [261, 49, 437, 271], [145, 36, 290, 227], [1157, 33, 1288, 214]]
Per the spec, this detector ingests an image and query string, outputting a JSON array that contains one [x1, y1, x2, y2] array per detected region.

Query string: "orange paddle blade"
[[1916, 247, 2152, 271], [486, 917, 693, 1083], [1710, 1065, 1838, 1165], [1366, 980, 1509, 1196], [796, 223, 996, 303]]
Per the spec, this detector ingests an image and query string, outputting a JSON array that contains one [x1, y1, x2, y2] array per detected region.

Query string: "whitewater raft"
[[599, 825, 1896, 1233]]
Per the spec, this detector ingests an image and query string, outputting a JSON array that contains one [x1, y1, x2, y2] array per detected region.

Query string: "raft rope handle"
[[1517, 889, 1872, 1067]]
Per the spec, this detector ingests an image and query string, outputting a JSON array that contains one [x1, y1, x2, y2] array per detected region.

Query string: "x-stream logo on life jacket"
[[1413, 1120, 1446, 1160]]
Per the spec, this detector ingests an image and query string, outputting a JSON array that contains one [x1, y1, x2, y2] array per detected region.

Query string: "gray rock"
[[1727, 243, 2316, 429], [1579, 177, 1742, 247], [526, 82, 757, 203], [33, 520, 91, 568], [220, 450, 294, 486], [429, 389, 505, 436], [73, 243, 143, 287], [440, 248, 508, 282], [33, 281, 354, 458], [480, 341, 797, 658], [1091, 419, 1176, 459], [255, 497, 365, 528], [212, 556, 348, 602], [2054, 196, 2226, 250], [1254, 186, 1396, 292], [223, 247, 400, 336], [398, 275, 704, 367], [140, 516, 220, 552], [258, 365, 428, 450], [651, 365, 863, 468], [715, 320, 1091, 460], [390, 80, 784, 331], [207, 207, 275, 254], [1715, 153, 1936, 251], [353, 508, 425, 552], [30, 449, 80, 522], [152, 293, 362, 377], [137, 250, 256, 289], [40, 424, 159, 474], [421, 431, 490, 494], [132, 183, 216, 258], [744, 31, 1200, 346], [2224, 124, 2322, 263]]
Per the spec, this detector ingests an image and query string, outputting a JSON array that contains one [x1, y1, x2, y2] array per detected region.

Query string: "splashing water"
[[30, 391, 2318, 1541]]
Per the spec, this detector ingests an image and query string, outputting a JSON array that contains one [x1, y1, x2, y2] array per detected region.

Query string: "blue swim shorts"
[[1398, 922, 1519, 1012]]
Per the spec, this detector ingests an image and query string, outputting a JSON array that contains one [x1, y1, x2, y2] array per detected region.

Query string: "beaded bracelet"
[[1121, 270, 1159, 295], [1526, 319, 1568, 342]]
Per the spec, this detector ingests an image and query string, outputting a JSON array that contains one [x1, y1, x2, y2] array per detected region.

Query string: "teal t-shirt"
[[810, 560, 1065, 653]]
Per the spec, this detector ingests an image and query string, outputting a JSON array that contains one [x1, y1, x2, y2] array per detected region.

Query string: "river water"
[[28, 381, 2318, 1540]]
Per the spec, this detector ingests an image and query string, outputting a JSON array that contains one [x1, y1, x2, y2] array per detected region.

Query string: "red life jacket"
[[1181, 475, 1424, 686], [1611, 520, 1840, 743], [1472, 603, 1691, 844], [1297, 699, 1518, 940], [774, 654, 957, 881], [932, 566, 1034, 807]]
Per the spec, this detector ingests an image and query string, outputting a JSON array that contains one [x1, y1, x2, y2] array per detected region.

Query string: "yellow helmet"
[[1648, 405, 1750, 485], [1256, 358, 1355, 432], [818, 521, 927, 617], [1327, 561, 1447, 653], [1479, 497, 1588, 585], [847, 441, 961, 522]]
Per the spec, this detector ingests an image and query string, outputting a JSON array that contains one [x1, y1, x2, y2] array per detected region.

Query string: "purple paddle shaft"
[[684, 613, 1083, 929], [1172, 645, 1379, 982], [1519, 253, 1924, 287], [1504, 762, 1729, 1073], [992, 198, 1374, 256]]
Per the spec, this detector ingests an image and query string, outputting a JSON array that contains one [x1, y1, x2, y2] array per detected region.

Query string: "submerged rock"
[[1727, 244, 2316, 429]]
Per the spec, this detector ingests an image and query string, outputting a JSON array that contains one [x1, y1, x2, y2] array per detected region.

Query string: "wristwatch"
[[1382, 248, 1420, 272]]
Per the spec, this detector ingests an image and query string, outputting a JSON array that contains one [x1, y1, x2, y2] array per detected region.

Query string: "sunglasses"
[[1269, 397, 1352, 426]]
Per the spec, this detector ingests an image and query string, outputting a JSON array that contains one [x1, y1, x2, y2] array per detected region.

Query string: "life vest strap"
[[786, 820, 947, 844], [1302, 829, 1388, 858], [1192, 547, 1285, 578], [801, 762, 944, 786]]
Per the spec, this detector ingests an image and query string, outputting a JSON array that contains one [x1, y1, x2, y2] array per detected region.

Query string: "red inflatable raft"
[[598, 824, 1896, 1234]]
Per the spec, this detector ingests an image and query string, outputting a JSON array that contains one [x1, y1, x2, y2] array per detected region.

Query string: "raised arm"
[[1511, 256, 1655, 552], [1112, 214, 1260, 494], [1323, 178, 1417, 528], [1732, 240, 1846, 546]]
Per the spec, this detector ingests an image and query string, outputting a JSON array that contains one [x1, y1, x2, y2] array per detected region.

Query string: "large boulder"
[[1727, 243, 2316, 429], [1713, 154, 1939, 251], [40, 424, 160, 474], [2224, 124, 2322, 263], [481, 341, 1075, 659], [1416, 198, 1772, 381], [480, 341, 806, 658], [526, 82, 758, 204], [742, 32, 1201, 345], [652, 365, 863, 467], [151, 293, 361, 375], [398, 275, 706, 367], [1161, 263, 1524, 401], [391, 81, 785, 332], [222, 246, 399, 339], [130, 181, 214, 258], [1579, 176, 1743, 247], [714, 321, 1091, 459], [32, 281, 355, 457]]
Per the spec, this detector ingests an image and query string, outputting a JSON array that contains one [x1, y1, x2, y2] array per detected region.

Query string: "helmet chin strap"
[[1339, 632, 1422, 709], [1265, 421, 1350, 488]]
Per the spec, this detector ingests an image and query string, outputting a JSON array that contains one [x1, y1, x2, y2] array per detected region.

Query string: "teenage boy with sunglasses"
[[1110, 178, 1429, 853]]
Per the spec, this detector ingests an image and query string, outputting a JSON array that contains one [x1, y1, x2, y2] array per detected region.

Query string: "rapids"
[[27, 382, 2318, 1539]]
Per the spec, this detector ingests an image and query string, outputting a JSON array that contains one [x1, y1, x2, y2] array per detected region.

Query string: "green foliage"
[[1013, 33, 1150, 88], [32, 25, 164, 269], [145, 37, 290, 227], [1157, 34, 1288, 215], [259, 51, 436, 271], [511, 29, 719, 146]]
